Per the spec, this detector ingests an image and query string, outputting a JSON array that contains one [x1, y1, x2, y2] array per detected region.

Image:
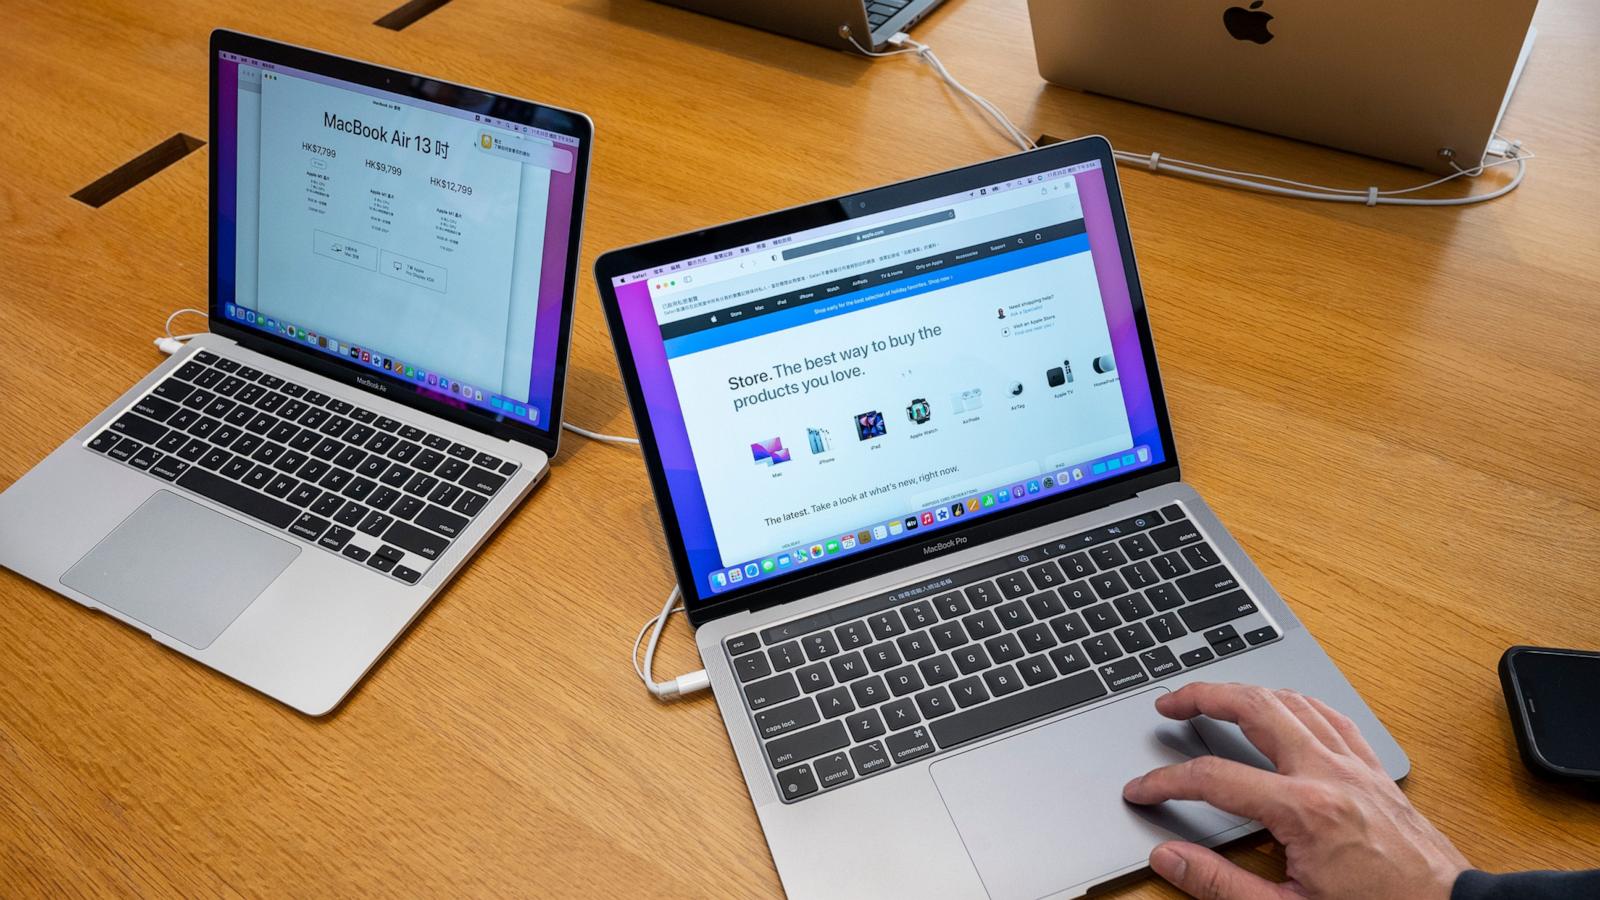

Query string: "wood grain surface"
[[1, 0, 1596, 895]]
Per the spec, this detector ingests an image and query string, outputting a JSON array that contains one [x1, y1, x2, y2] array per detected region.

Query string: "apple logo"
[[1223, 0, 1274, 44]]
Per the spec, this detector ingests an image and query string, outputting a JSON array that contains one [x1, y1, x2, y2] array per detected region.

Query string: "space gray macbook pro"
[[595, 137, 1408, 897], [0, 31, 591, 715]]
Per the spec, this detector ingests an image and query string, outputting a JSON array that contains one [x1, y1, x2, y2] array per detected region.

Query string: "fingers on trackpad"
[[928, 687, 1254, 900]]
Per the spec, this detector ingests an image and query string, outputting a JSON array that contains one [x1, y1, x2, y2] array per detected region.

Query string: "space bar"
[[931, 671, 1109, 749], [177, 468, 299, 529]]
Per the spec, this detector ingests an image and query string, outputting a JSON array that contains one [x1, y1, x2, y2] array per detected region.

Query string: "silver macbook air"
[[595, 137, 1408, 898], [0, 31, 591, 715], [1028, 0, 1539, 174]]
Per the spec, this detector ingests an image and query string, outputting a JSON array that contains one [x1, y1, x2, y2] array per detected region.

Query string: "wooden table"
[[2, 0, 1597, 894]]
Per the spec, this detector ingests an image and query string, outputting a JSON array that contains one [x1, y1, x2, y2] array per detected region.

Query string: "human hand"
[[1122, 682, 1468, 900]]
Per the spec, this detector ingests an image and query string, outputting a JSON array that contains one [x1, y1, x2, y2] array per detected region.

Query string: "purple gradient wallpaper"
[[617, 164, 1169, 598]]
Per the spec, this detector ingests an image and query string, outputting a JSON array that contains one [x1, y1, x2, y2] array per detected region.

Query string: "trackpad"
[[930, 687, 1251, 900], [61, 490, 298, 650]]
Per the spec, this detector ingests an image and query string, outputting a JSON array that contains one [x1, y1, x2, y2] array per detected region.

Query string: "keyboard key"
[[930, 621, 967, 650], [1017, 655, 1056, 685], [265, 474, 298, 498], [1060, 553, 1095, 579], [459, 466, 505, 496], [1025, 590, 1066, 620], [917, 654, 958, 685], [985, 634, 1024, 663], [1112, 592, 1154, 622], [335, 446, 367, 470], [915, 687, 956, 719], [1145, 583, 1185, 611], [242, 464, 274, 491], [391, 495, 425, 521], [1140, 647, 1182, 678], [803, 631, 840, 661], [379, 464, 414, 489], [850, 741, 892, 777], [982, 664, 1024, 697], [774, 761, 821, 800], [812, 752, 855, 789], [1090, 571, 1129, 599], [1114, 622, 1155, 654], [1150, 521, 1202, 550], [1083, 603, 1121, 632], [110, 413, 167, 445], [436, 458, 469, 482], [867, 611, 905, 640], [320, 468, 353, 492], [864, 643, 902, 672], [289, 513, 329, 542], [949, 676, 989, 708], [1083, 635, 1122, 664], [995, 600, 1032, 630], [149, 456, 190, 481], [844, 709, 886, 742], [829, 650, 869, 682], [132, 395, 179, 422], [198, 447, 232, 471], [885, 725, 936, 763], [1120, 533, 1158, 561], [726, 633, 760, 656], [357, 510, 394, 537], [901, 600, 938, 629], [1060, 581, 1096, 609], [1176, 567, 1241, 602], [1017, 623, 1057, 655], [881, 698, 921, 731], [1090, 544, 1127, 570], [1245, 626, 1279, 645], [413, 449, 445, 473], [734, 652, 772, 683], [499, 461, 519, 477], [1049, 612, 1089, 644], [1178, 591, 1259, 631], [251, 442, 284, 465], [333, 501, 365, 527], [933, 592, 970, 620], [796, 662, 834, 693], [155, 431, 188, 453], [817, 686, 855, 718], [1180, 646, 1216, 667], [357, 456, 388, 479], [343, 477, 376, 501], [452, 492, 487, 518], [176, 438, 209, 462], [835, 620, 872, 651], [964, 581, 1003, 609], [962, 610, 1001, 640], [405, 472, 441, 498], [850, 675, 889, 708], [1049, 643, 1090, 675], [1182, 542, 1221, 570], [931, 671, 1107, 749], [1026, 561, 1065, 590], [1149, 613, 1188, 643], [745, 672, 799, 710], [324, 399, 353, 415], [177, 467, 298, 528], [767, 638, 807, 672], [896, 630, 935, 660], [996, 572, 1031, 599], [1100, 658, 1150, 691], [1123, 561, 1160, 590], [389, 442, 421, 464], [318, 525, 354, 552], [766, 721, 848, 769], [345, 424, 376, 446], [885, 665, 923, 697], [1214, 636, 1247, 656], [129, 446, 161, 471], [953, 644, 991, 674], [151, 379, 194, 402], [368, 487, 401, 512], [447, 442, 476, 460]]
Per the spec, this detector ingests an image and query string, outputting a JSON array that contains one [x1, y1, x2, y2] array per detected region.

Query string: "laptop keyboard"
[[866, 0, 913, 32], [84, 348, 517, 585], [724, 505, 1281, 802]]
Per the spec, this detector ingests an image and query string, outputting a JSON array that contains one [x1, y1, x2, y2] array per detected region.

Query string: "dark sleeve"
[[1452, 869, 1600, 900]]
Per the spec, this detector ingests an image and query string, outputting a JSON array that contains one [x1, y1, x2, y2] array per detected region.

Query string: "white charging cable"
[[850, 30, 1532, 207], [632, 585, 711, 699], [152, 308, 642, 444]]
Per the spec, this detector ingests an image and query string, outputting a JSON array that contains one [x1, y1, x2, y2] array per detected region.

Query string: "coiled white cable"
[[632, 585, 710, 699], [848, 30, 1531, 207]]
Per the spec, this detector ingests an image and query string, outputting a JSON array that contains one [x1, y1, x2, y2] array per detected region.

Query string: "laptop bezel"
[[595, 137, 1181, 627], [207, 29, 591, 456]]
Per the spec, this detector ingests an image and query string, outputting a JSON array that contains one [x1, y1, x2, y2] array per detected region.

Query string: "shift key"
[[1178, 591, 1259, 632], [766, 720, 848, 769]]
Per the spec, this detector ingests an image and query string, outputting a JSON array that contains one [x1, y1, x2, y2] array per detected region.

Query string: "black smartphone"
[[1499, 646, 1600, 782]]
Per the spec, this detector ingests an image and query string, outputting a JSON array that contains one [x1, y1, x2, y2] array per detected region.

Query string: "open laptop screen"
[[211, 36, 588, 441], [605, 146, 1171, 607]]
